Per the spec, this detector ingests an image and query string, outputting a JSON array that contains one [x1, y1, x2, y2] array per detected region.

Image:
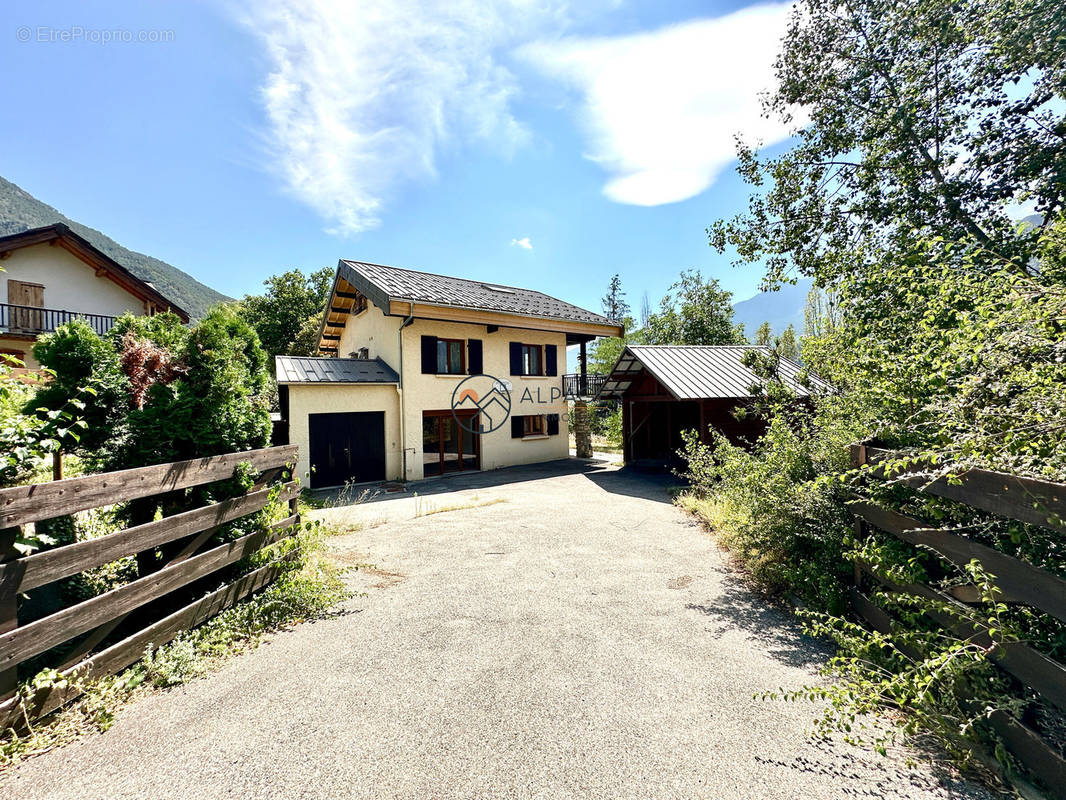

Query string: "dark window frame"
[[523, 414, 546, 436], [436, 337, 466, 375], [520, 343, 543, 376]]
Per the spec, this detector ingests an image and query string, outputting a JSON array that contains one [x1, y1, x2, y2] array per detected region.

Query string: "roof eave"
[[0, 223, 190, 322]]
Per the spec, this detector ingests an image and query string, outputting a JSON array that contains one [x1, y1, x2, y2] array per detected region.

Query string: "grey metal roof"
[[339, 260, 614, 327], [598, 345, 829, 400], [275, 356, 399, 385]]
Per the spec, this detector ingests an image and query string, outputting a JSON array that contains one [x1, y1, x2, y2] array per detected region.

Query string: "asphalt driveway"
[[2, 459, 990, 799]]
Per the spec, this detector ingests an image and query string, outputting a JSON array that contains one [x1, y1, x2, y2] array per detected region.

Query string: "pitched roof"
[[599, 345, 829, 400], [316, 260, 622, 353], [275, 355, 399, 385], [0, 224, 189, 322], [340, 260, 612, 325]]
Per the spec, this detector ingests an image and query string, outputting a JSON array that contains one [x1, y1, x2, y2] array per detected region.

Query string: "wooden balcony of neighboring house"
[[0, 302, 119, 338], [562, 372, 607, 400]]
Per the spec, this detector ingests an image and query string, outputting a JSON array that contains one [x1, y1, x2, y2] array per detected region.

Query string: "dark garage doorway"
[[308, 411, 386, 488]]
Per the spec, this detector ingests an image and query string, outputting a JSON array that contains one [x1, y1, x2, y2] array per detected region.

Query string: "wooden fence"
[[0, 444, 300, 728], [849, 444, 1066, 796]]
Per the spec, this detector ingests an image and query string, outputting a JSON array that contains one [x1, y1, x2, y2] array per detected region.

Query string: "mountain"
[[0, 176, 229, 319], [732, 278, 813, 338]]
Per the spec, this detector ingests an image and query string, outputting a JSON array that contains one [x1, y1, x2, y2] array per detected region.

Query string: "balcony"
[[562, 373, 607, 400], [0, 303, 118, 337]]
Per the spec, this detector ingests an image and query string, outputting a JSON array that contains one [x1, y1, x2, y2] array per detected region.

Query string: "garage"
[[598, 345, 826, 467], [308, 411, 386, 488], [275, 355, 402, 488]]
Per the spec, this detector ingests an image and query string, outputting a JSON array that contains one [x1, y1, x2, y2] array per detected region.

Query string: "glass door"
[[422, 411, 480, 476]]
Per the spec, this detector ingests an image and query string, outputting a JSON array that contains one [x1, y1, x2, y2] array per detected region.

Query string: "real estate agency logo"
[[450, 374, 512, 434]]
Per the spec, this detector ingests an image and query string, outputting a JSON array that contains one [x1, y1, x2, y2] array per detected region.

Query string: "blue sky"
[[3, 0, 799, 315]]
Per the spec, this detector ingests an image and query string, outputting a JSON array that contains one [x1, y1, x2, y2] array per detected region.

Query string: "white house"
[[0, 224, 188, 368], [276, 260, 622, 487]]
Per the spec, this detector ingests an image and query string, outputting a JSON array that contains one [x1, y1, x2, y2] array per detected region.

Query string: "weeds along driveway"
[[3, 459, 991, 800]]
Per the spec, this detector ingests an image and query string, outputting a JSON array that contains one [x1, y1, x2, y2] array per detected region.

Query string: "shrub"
[[678, 393, 866, 612]]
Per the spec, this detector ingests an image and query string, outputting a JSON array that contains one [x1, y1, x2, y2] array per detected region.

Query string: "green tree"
[[710, 0, 1065, 290], [645, 270, 746, 345], [588, 315, 646, 374], [601, 274, 631, 322], [802, 286, 839, 339], [29, 320, 128, 456], [239, 267, 333, 362], [117, 306, 270, 468], [754, 321, 772, 346], [289, 313, 325, 357], [777, 324, 799, 362]]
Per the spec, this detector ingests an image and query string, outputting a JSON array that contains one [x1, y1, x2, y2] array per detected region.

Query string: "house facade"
[[0, 224, 189, 368], [277, 260, 622, 488]]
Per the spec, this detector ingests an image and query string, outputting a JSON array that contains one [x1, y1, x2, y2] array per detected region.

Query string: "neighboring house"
[[597, 345, 828, 465], [0, 224, 189, 368], [277, 260, 622, 488]]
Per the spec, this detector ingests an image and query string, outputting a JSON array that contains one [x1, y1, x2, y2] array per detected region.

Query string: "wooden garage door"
[[308, 411, 386, 489]]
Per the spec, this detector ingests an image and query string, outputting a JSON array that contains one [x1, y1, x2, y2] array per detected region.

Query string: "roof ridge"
[[342, 259, 555, 299]]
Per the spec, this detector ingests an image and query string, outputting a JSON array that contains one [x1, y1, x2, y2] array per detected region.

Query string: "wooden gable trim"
[[0, 226, 189, 322]]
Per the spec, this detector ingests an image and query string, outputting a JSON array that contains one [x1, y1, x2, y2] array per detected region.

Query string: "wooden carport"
[[598, 345, 825, 466]]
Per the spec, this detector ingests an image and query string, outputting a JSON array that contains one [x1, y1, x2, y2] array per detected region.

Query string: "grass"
[[0, 520, 351, 769], [568, 435, 623, 454], [412, 494, 508, 518]]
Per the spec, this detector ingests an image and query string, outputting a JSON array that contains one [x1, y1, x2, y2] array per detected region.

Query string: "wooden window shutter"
[[420, 336, 438, 374], [511, 415, 524, 439], [546, 413, 560, 436], [467, 339, 483, 375], [509, 342, 522, 376], [8, 280, 44, 308], [545, 345, 558, 377]]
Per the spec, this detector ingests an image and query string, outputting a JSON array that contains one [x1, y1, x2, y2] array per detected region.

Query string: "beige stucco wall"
[[287, 305, 571, 484], [1, 243, 148, 317], [336, 303, 401, 363], [286, 382, 402, 486], [397, 316, 570, 480], [0, 335, 39, 369]]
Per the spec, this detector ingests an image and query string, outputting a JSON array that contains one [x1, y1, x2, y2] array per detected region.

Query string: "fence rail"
[[849, 444, 1066, 796], [0, 302, 118, 337], [0, 444, 299, 728]]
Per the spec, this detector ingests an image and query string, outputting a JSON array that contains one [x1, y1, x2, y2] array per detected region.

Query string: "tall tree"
[[754, 321, 773, 346], [777, 324, 799, 361], [645, 270, 746, 346], [803, 286, 840, 339], [601, 274, 631, 322], [239, 267, 334, 362], [710, 0, 1066, 290]]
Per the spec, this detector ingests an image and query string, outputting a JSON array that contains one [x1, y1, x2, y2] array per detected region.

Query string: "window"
[[436, 338, 465, 374], [523, 415, 545, 436], [521, 344, 542, 376]]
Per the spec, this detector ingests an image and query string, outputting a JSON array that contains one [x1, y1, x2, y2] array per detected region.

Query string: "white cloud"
[[520, 3, 800, 206], [510, 236, 533, 249], [241, 0, 561, 235]]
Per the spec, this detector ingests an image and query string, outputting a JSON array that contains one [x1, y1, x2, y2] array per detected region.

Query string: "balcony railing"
[[0, 303, 118, 337], [562, 373, 607, 400]]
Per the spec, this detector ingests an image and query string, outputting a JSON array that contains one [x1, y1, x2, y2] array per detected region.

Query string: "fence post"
[[0, 527, 20, 699]]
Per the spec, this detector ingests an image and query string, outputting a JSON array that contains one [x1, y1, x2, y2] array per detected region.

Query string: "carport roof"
[[598, 345, 829, 400], [275, 356, 399, 385]]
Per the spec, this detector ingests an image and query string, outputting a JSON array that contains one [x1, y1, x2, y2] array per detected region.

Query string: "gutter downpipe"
[[398, 300, 415, 480]]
